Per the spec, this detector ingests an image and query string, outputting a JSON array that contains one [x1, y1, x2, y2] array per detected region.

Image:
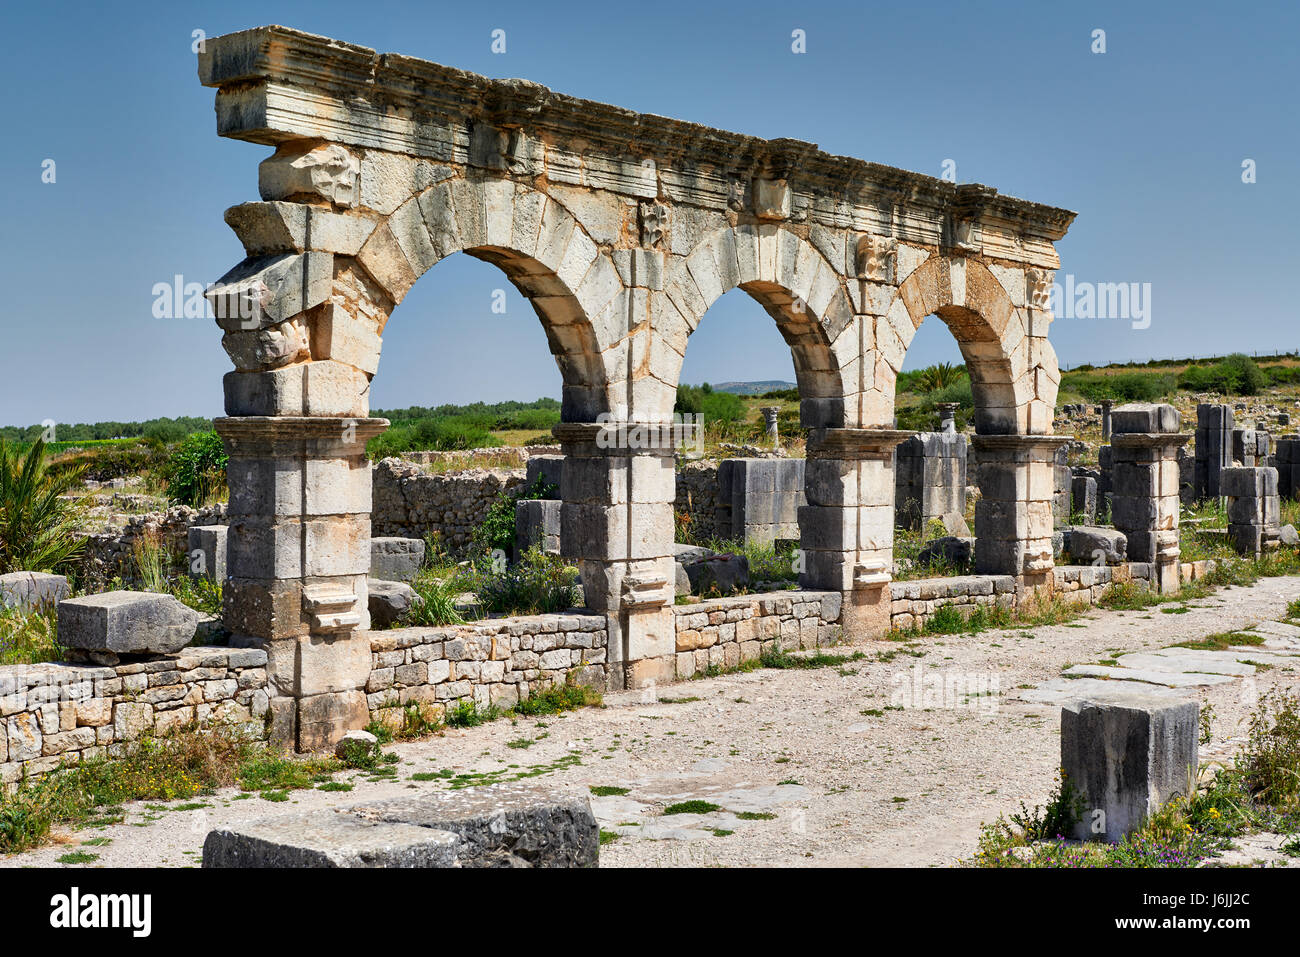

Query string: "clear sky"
[[2, 0, 1296, 428]]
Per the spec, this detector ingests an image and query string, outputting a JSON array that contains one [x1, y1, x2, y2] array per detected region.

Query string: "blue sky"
[[2, 0, 1296, 427]]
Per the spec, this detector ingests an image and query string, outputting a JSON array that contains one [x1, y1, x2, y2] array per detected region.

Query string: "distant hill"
[[709, 380, 797, 395]]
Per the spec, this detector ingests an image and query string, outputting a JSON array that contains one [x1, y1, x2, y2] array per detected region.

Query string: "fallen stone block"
[[1061, 692, 1198, 842], [369, 537, 425, 582], [349, 783, 598, 867], [187, 525, 228, 581], [0, 571, 70, 613], [202, 810, 459, 868], [683, 553, 750, 594], [368, 578, 416, 628], [916, 536, 973, 568], [1065, 526, 1127, 565], [57, 591, 200, 656]]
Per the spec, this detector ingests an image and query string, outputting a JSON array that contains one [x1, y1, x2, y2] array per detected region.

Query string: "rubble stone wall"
[[1, 646, 267, 788]]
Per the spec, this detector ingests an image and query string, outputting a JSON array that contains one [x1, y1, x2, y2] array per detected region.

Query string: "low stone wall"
[[890, 560, 1219, 631], [79, 504, 228, 587], [371, 458, 526, 556], [366, 614, 608, 725], [671, 590, 843, 679], [1, 646, 268, 788]]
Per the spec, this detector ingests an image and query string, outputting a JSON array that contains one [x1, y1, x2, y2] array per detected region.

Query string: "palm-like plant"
[[916, 362, 968, 392], [0, 439, 86, 574]]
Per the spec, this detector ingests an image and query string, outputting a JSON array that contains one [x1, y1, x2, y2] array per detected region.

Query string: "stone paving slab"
[[1115, 652, 1255, 676], [1017, 677, 1192, 706], [1062, 664, 1237, 687]]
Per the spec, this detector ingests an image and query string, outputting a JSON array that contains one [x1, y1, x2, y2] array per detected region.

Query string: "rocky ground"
[[3, 574, 1298, 869]]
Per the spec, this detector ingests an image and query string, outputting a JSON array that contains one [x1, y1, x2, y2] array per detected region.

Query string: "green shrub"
[[475, 546, 582, 615], [163, 431, 228, 507], [1061, 371, 1174, 403], [1177, 353, 1267, 396], [471, 475, 556, 557], [0, 438, 86, 574]]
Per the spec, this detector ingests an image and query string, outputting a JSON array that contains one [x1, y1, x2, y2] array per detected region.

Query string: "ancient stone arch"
[[197, 26, 1075, 749]]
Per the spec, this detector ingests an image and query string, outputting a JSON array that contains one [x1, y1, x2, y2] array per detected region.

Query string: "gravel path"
[[4, 574, 1298, 869]]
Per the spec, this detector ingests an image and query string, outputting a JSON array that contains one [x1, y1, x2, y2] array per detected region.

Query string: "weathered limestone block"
[[297, 689, 369, 752], [370, 537, 425, 582], [187, 525, 228, 581], [0, 572, 70, 612], [367, 579, 415, 629], [681, 554, 750, 596], [915, 536, 973, 568], [1065, 526, 1127, 565], [259, 142, 360, 207], [57, 592, 199, 656], [310, 303, 382, 375], [349, 783, 599, 867], [203, 810, 459, 868], [1061, 693, 1198, 843], [206, 252, 333, 332], [221, 316, 311, 371], [223, 360, 371, 417], [514, 499, 561, 559]]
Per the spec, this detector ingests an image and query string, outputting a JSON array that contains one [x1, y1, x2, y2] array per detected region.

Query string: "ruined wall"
[[671, 590, 843, 679], [1, 646, 267, 787], [366, 615, 608, 723], [368, 458, 526, 556], [79, 504, 229, 587], [674, 461, 722, 543]]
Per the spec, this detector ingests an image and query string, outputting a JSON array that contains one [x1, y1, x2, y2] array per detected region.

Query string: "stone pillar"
[[971, 435, 1070, 585], [1109, 403, 1189, 594], [936, 402, 959, 435], [1223, 466, 1280, 557], [216, 415, 387, 751], [760, 406, 781, 449], [1100, 400, 1114, 441], [801, 428, 912, 640], [1277, 435, 1300, 501], [1194, 403, 1233, 500], [554, 421, 679, 691]]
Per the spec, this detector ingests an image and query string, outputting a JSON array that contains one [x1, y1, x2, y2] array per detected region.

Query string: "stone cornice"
[[198, 25, 1076, 247]]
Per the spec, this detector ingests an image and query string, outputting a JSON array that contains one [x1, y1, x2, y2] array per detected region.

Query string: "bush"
[[1062, 370, 1174, 403], [0, 438, 86, 574], [163, 431, 228, 507], [471, 475, 557, 557], [1177, 353, 1267, 396], [475, 546, 582, 615]]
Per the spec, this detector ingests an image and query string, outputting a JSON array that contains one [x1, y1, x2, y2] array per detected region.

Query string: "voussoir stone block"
[[57, 591, 200, 656], [1061, 693, 1198, 843], [258, 142, 360, 207]]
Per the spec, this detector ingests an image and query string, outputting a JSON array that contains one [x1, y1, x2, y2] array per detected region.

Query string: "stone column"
[[936, 402, 959, 435], [1109, 404, 1189, 594], [801, 428, 913, 640], [1223, 466, 1280, 557], [216, 415, 387, 751], [554, 421, 680, 691], [1277, 435, 1300, 501], [1194, 403, 1233, 500], [1100, 400, 1114, 441], [971, 435, 1071, 585], [760, 406, 781, 449]]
